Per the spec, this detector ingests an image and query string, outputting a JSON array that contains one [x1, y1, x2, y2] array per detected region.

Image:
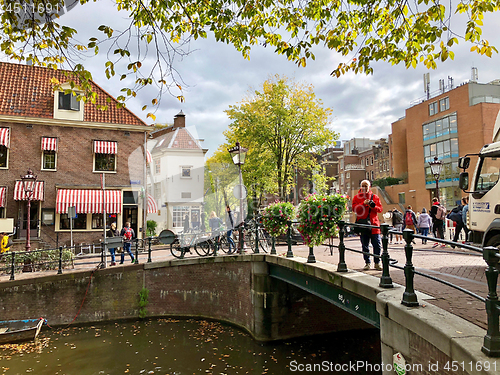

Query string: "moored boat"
[[0, 318, 45, 345]]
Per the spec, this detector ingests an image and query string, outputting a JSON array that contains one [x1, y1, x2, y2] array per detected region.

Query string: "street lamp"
[[228, 142, 248, 254], [21, 169, 37, 252], [429, 156, 443, 201]]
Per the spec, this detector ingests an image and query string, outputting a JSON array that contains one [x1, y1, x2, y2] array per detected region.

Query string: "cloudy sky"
[[12, 2, 500, 157]]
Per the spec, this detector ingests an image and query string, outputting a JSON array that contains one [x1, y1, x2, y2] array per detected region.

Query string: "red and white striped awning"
[[41, 137, 58, 151], [13, 181, 45, 201], [0, 128, 10, 148], [146, 149, 152, 164], [0, 187, 6, 207], [56, 189, 123, 214], [94, 140, 117, 154], [147, 194, 158, 214]]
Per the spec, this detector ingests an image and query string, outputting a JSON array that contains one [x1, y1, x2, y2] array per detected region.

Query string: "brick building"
[[0, 62, 151, 249], [386, 78, 500, 211]]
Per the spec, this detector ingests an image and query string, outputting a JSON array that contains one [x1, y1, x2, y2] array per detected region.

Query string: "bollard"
[[58, 246, 63, 275], [337, 221, 347, 272], [135, 240, 139, 264], [286, 221, 294, 258], [482, 246, 500, 357], [379, 224, 393, 288], [270, 236, 276, 255], [148, 237, 152, 263], [100, 247, 105, 269], [307, 246, 316, 263], [254, 220, 259, 254], [401, 229, 419, 306], [238, 226, 244, 254], [10, 252, 15, 281]]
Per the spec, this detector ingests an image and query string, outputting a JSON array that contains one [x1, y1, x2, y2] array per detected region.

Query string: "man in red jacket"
[[352, 180, 384, 270]]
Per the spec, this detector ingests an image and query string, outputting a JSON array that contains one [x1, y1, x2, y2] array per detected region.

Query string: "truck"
[[459, 112, 500, 248]]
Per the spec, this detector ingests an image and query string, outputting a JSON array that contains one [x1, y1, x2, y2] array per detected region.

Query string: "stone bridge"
[[0, 255, 495, 374]]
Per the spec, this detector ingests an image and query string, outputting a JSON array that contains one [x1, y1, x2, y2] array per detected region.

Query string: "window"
[[370, 171, 374, 180], [41, 208, 55, 225], [43, 150, 56, 170], [173, 206, 189, 227], [95, 153, 116, 172], [0, 145, 7, 168], [154, 183, 161, 201], [92, 214, 104, 229], [154, 159, 161, 175], [429, 101, 438, 116], [422, 113, 457, 140], [371, 157, 373, 165], [398, 193, 406, 204], [346, 172, 350, 178], [58, 92, 80, 111], [440, 97, 450, 111], [181, 167, 191, 178], [59, 213, 87, 230]]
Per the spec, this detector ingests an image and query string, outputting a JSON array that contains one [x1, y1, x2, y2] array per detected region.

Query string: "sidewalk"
[[0, 237, 490, 329]]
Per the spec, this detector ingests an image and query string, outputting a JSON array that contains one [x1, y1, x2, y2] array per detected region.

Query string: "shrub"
[[261, 201, 297, 237], [147, 220, 158, 236], [297, 194, 348, 246]]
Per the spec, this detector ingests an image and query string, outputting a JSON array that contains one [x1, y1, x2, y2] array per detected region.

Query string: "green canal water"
[[1, 319, 381, 374]]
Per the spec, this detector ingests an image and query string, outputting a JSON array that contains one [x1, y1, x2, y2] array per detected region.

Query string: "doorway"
[[123, 206, 138, 236], [19, 201, 39, 239]]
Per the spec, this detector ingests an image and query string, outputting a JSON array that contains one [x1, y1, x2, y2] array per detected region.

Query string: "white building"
[[147, 111, 207, 233]]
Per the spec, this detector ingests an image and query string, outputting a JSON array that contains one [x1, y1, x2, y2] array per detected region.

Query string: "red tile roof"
[[153, 128, 202, 151], [0, 62, 147, 126]]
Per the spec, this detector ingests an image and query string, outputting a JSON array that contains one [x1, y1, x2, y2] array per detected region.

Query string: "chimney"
[[173, 110, 185, 128]]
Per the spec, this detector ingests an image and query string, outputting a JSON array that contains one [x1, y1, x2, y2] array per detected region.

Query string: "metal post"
[[10, 252, 15, 280], [270, 236, 276, 255], [482, 246, 500, 357], [401, 229, 419, 306], [254, 219, 259, 254], [286, 221, 294, 258], [337, 221, 347, 272], [58, 246, 63, 275], [435, 177, 440, 201], [26, 198, 31, 252], [307, 246, 316, 263], [135, 240, 139, 264], [238, 225, 244, 255], [147, 237, 152, 263], [100, 246, 105, 269], [213, 235, 218, 256], [379, 223, 393, 288]]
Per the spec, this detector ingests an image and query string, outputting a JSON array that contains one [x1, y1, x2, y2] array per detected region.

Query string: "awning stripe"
[[13, 181, 44, 201], [41, 137, 58, 151], [146, 149, 152, 164], [0, 128, 10, 148], [147, 193, 158, 214], [56, 189, 122, 214], [94, 140, 117, 154], [0, 187, 6, 207]]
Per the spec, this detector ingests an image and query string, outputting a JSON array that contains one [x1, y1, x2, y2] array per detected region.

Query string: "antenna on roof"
[[439, 79, 445, 93], [471, 67, 478, 82], [448, 76, 454, 89], [423, 73, 430, 99]]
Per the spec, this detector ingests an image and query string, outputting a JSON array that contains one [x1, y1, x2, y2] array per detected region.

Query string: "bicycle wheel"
[[258, 229, 270, 253], [195, 240, 211, 256], [170, 244, 186, 259], [244, 231, 257, 252], [219, 236, 235, 254]]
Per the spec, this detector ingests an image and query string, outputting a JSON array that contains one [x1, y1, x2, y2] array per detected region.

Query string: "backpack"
[[435, 205, 446, 221], [393, 210, 403, 224], [405, 211, 414, 226], [123, 227, 133, 241]]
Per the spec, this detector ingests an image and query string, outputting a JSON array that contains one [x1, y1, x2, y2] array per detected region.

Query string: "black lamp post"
[[429, 156, 443, 201], [21, 169, 37, 252], [228, 142, 248, 254]]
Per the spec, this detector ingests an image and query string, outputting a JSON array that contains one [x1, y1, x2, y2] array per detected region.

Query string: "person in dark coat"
[[107, 222, 119, 266]]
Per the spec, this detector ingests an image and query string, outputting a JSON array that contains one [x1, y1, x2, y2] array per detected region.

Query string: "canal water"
[[1, 319, 381, 374]]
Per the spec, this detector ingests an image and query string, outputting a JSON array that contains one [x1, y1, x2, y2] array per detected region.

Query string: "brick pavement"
[[0, 236, 492, 330]]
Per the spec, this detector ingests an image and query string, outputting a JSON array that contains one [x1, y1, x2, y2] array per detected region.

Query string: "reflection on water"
[[1, 319, 381, 374]]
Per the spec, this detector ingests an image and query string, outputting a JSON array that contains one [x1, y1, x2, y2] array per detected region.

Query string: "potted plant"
[[261, 201, 297, 238]]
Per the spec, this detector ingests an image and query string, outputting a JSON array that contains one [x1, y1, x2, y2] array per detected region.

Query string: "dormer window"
[[58, 92, 80, 111]]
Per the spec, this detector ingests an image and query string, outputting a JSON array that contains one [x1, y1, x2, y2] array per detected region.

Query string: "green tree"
[[1, 0, 497, 112], [213, 75, 337, 201]]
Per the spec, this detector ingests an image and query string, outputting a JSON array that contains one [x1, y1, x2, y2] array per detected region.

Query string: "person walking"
[[430, 197, 446, 247], [391, 208, 404, 244], [120, 221, 135, 264], [209, 211, 223, 234], [462, 196, 469, 243], [450, 197, 469, 248], [107, 222, 119, 266], [352, 180, 383, 271], [225, 206, 236, 253], [417, 208, 432, 244], [183, 214, 190, 233], [403, 205, 418, 244]]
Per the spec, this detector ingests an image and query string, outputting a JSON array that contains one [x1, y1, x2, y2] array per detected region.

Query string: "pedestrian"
[[417, 208, 432, 244], [449, 197, 469, 248], [107, 222, 119, 266], [225, 206, 236, 253], [383, 211, 393, 243], [430, 197, 446, 247], [192, 213, 200, 231], [0, 232, 10, 256], [209, 211, 223, 234], [462, 197, 469, 242], [183, 214, 190, 233], [352, 180, 383, 271], [120, 221, 135, 264], [391, 208, 404, 244], [403, 205, 418, 244]]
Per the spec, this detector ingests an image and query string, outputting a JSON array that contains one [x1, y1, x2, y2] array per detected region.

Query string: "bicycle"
[[170, 231, 208, 259]]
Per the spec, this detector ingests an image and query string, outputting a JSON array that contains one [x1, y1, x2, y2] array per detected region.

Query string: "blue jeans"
[[360, 233, 381, 265], [227, 230, 235, 252], [121, 242, 135, 263], [109, 248, 116, 263], [420, 227, 429, 243]]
